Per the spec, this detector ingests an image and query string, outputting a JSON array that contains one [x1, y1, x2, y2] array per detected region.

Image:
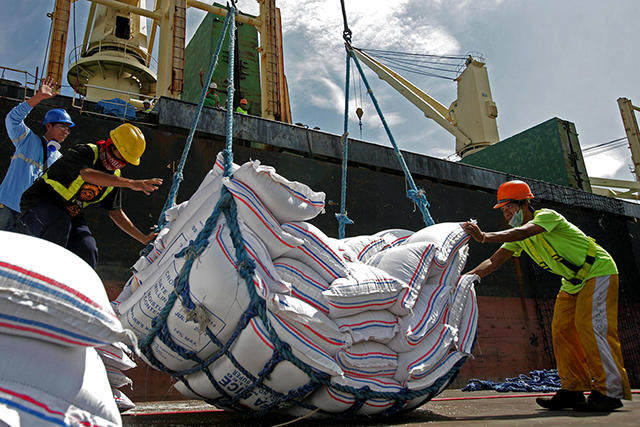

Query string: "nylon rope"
[[336, 50, 353, 239], [154, 11, 233, 231], [347, 46, 435, 226]]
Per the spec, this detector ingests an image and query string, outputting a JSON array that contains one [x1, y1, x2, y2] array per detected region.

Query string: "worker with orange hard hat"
[[20, 123, 163, 269], [236, 98, 249, 115], [461, 180, 630, 412]]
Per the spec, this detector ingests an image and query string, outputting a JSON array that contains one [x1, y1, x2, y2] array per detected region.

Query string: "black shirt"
[[21, 143, 122, 216]]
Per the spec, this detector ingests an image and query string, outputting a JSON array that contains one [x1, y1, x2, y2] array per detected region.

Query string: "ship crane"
[[349, 47, 500, 158]]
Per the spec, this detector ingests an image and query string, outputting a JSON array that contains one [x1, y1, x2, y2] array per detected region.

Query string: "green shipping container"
[[182, 5, 261, 115], [460, 117, 592, 191]]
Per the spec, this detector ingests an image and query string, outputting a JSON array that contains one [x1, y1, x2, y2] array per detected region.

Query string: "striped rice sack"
[[340, 235, 388, 263], [456, 284, 477, 355], [106, 367, 133, 389], [97, 342, 137, 371], [404, 351, 467, 392], [368, 242, 436, 314], [404, 222, 470, 278], [274, 257, 331, 315], [212, 150, 240, 176], [395, 323, 456, 382], [335, 342, 398, 378], [268, 293, 351, 355], [118, 219, 284, 371], [232, 159, 326, 223], [300, 375, 404, 416], [175, 315, 312, 410], [280, 222, 352, 283], [113, 388, 136, 411], [0, 231, 133, 348], [445, 268, 475, 334], [373, 228, 414, 248], [323, 263, 407, 318], [387, 281, 451, 353], [0, 333, 120, 426], [223, 177, 304, 258], [334, 310, 398, 344]]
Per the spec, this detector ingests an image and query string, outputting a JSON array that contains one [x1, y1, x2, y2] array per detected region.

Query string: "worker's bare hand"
[[461, 221, 484, 242], [37, 75, 59, 100], [131, 178, 163, 195], [140, 231, 159, 246]]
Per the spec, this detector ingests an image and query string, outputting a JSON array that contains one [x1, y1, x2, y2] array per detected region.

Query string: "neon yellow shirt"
[[501, 208, 617, 293]]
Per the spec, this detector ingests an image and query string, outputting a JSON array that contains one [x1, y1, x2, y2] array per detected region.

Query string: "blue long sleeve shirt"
[[0, 102, 62, 212]]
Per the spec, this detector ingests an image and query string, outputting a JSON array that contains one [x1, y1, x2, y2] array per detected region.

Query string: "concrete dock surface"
[[122, 389, 639, 426]]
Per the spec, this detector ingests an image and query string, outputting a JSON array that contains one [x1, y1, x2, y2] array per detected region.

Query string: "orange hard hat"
[[240, 98, 247, 104], [493, 180, 534, 209]]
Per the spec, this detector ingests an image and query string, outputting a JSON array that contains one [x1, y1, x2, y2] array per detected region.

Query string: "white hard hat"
[[209, 82, 217, 89]]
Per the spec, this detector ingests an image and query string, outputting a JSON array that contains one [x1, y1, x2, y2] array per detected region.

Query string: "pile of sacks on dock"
[[114, 152, 478, 416], [0, 231, 136, 426]]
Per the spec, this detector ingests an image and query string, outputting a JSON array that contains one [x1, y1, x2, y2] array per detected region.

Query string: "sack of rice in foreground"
[[115, 154, 478, 417]]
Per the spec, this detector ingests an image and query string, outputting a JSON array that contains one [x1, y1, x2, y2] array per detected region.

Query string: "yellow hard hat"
[[109, 123, 146, 166]]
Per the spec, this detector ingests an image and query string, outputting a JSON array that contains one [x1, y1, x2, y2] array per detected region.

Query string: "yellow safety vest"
[[522, 234, 597, 285], [42, 144, 121, 209]]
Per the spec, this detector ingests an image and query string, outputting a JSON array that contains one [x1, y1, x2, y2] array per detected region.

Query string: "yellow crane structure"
[[350, 48, 499, 158], [44, 0, 291, 122], [589, 97, 640, 200]]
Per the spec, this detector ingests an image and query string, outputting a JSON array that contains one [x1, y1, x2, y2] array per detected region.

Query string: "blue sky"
[[2, 0, 639, 181]]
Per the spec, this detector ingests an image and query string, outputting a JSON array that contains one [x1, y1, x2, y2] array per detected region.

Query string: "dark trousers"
[[21, 201, 98, 269]]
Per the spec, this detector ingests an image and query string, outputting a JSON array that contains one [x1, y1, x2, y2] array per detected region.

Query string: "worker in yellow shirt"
[[461, 180, 631, 412], [235, 98, 248, 115]]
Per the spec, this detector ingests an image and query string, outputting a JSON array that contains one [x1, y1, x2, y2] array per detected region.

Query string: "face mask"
[[99, 141, 126, 171], [509, 208, 523, 228]]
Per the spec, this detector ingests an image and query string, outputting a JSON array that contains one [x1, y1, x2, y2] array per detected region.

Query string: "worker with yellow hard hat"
[[461, 180, 630, 412], [20, 123, 163, 269]]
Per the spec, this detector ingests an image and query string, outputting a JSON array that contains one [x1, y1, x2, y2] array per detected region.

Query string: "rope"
[[154, 11, 233, 231], [336, 50, 354, 239], [346, 45, 435, 226]]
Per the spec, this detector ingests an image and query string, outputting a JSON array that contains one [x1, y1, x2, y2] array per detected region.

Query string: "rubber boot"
[[573, 391, 623, 412], [536, 389, 585, 410]]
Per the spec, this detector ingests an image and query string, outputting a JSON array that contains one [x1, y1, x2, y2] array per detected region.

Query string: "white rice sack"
[[268, 294, 351, 355], [112, 388, 136, 412], [281, 222, 352, 282], [175, 315, 318, 410], [118, 219, 282, 371], [368, 242, 436, 314], [232, 159, 326, 222], [97, 342, 137, 371], [373, 228, 414, 248], [404, 222, 470, 276], [274, 257, 331, 315], [326, 237, 358, 263], [336, 342, 398, 378], [334, 310, 398, 344], [106, 367, 133, 389], [387, 282, 451, 353], [302, 376, 404, 416], [224, 177, 304, 258], [446, 268, 474, 333], [0, 231, 133, 348], [131, 226, 171, 273], [323, 263, 407, 318], [339, 235, 387, 263], [164, 200, 189, 223], [0, 334, 120, 426], [395, 324, 456, 382], [404, 351, 467, 391], [453, 276, 478, 355]]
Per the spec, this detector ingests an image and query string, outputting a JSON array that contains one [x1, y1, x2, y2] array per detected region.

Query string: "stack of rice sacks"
[[0, 231, 136, 426], [114, 153, 478, 417]]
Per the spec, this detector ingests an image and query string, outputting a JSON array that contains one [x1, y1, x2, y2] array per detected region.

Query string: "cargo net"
[[113, 151, 478, 417]]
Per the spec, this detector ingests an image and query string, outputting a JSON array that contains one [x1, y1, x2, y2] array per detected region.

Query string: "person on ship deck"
[[461, 180, 631, 412], [0, 76, 73, 233]]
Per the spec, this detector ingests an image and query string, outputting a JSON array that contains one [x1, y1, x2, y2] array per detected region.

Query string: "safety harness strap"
[[522, 234, 596, 285]]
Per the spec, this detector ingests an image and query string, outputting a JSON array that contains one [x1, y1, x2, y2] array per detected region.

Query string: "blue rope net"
[[135, 5, 468, 418]]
